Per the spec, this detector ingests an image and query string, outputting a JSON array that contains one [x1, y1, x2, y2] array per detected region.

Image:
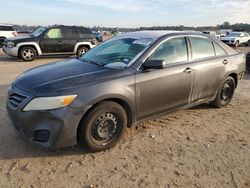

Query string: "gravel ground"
[[0, 48, 250, 188]]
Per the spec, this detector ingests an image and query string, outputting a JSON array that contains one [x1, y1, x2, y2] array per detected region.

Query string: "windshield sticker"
[[132, 39, 153, 46]]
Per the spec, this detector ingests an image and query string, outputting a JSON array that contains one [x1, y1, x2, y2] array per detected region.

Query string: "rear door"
[[61, 27, 77, 53], [135, 36, 194, 120], [188, 36, 229, 103], [39, 28, 64, 53]]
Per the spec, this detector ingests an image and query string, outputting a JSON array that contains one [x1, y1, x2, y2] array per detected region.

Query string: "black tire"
[[19, 46, 36, 61], [77, 46, 89, 58], [78, 101, 127, 152], [211, 77, 236, 108], [0, 37, 6, 48], [247, 40, 250, 47], [235, 41, 239, 48]]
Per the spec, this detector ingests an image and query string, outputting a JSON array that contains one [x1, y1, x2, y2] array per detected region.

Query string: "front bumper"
[[221, 40, 235, 46], [6, 85, 84, 148], [3, 45, 19, 57]]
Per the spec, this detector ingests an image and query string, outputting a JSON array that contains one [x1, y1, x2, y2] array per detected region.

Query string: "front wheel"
[[247, 40, 250, 47], [235, 41, 239, 48], [78, 101, 127, 152], [19, 46, 36, 61], [77, 46, 89, 58], [211, 77, 236, 108]]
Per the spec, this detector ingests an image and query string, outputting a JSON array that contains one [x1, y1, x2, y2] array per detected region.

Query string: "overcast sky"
[[1, 0, 249, 27]]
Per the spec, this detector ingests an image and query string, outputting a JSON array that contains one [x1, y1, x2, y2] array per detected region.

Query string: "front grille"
[[8, 93, 27, 108]]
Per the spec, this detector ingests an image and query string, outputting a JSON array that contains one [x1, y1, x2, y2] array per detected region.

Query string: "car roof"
[[50, 25, 88, 29], [115, 30, 204, 40], [0, 23, 13, 26]]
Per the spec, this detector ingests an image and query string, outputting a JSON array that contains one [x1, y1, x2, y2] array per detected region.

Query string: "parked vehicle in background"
[[0, 24, 17, 47], [221, 32, 250, 47], [202, 31, 220, 39], [7, 31, 246, 151], [17, 30, 32, 36], [92, 31, 103, 42], [3, 25, 98, 61], [218, 29, 232, 37]]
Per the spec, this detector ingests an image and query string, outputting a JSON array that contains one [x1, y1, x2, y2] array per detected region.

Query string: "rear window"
[[190, 37, 215, 60], [0, 26, 14, 31]]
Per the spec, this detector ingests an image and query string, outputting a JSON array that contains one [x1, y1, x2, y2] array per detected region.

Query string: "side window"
[[190, 37, 215, 60], [149, 37, 188, 64], [213, 42, 227, 56], [77, 28, 92, 38], [62, 28, 74, 38], [46, 28, 62, 39]]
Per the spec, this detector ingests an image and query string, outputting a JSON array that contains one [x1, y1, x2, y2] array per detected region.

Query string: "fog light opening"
[[33, 130, 50, 142]]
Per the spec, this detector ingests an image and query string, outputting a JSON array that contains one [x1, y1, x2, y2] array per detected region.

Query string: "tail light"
[[12, 31, 17, 37]]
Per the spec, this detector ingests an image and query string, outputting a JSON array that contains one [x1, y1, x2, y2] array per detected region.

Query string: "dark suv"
[[3, 25, 98, 61]]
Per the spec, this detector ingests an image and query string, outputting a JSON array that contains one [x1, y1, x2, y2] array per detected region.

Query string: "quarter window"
[[46, 28, 62, 39], [213, 42, 227, 56], [149, 37, 188, 64], [190, 37, 215, 60]]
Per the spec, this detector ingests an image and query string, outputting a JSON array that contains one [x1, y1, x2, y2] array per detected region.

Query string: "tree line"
[[12, 22, 250, 33]]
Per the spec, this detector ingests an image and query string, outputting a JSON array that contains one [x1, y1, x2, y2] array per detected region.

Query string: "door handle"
[[222, 59, 229, 65], [58, 40, 64, 43], [183, 67, 193, 74]]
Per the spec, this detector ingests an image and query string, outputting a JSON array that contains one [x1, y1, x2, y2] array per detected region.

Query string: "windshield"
[[80, 38, 153, 69], [227, 32, 241, 37], [31, 27, 47, 37]]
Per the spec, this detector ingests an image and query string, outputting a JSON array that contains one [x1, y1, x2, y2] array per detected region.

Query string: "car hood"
[[14, 59, 118, 96], [6, 35, 34, 41]]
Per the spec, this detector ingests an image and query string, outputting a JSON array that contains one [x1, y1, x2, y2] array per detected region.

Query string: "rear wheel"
[[211, 77, 235, 108], [77, 46, 89, 58], [78, 101, 127, 152], [20, 46, 36, 61]]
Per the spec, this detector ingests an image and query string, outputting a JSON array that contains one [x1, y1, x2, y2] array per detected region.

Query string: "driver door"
[[39, 28, 64, 53], [135, 37, 194, 120]]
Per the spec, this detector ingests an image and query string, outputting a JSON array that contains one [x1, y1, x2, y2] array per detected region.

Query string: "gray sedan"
[[7, 31, 246, 151]]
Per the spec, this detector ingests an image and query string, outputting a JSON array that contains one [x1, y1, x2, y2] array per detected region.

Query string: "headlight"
[[6, 41, 15, 48], [23, 95, 77, 111]]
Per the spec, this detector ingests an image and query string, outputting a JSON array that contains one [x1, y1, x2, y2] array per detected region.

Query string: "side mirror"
[[143, 59, 167, 69]]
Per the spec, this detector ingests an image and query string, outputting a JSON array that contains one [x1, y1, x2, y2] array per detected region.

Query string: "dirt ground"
[[0, 48, 250, 188]]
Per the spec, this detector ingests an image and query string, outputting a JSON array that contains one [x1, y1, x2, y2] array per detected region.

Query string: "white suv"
[[221, 32, 250, 47], [0, 24, 17, 47]]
